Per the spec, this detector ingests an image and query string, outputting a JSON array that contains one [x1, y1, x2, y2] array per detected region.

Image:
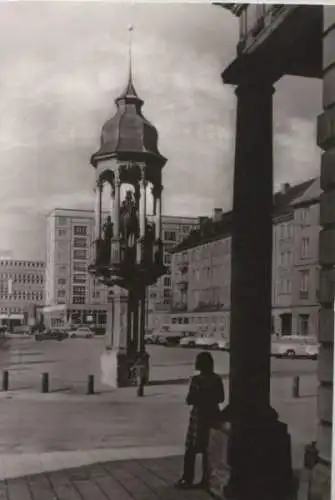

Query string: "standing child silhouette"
[[175, 351, 225, 490]]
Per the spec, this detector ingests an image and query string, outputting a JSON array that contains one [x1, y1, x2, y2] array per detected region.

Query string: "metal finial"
[[128, 24, 134, 82]]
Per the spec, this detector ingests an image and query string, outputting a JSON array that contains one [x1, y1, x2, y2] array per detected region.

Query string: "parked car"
[[35, 329, 68, 342], [179, 335, 199, 348], [162, 332, 185, 347], [195, 333, 222, 350], [68, 326, 94, 339], [271, 336, 319, 359], [144, 332, 155, 344]]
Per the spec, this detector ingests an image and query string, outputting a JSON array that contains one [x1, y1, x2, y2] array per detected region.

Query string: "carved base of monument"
[[100, 349, 150, 389], [223, 416, 294, 500]]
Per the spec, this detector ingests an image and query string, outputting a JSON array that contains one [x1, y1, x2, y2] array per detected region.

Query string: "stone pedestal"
[[101, 285, 150, 388], [224, 79, 293, 500], [100, 286, 134, 388]]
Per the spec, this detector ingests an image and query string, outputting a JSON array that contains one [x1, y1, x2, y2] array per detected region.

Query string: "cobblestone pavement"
[[0, 456, 211, 500]]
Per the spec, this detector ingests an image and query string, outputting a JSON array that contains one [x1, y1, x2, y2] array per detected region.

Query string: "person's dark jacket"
[[186, 372, 225, 424]]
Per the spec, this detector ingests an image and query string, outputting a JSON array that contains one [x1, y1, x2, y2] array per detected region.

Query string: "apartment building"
[[45, 209, 198, 329], [170, 178, 320, 338], [0, 258, 45, 328], [45, 208, 109, 327], [146, 215, 200, 330]]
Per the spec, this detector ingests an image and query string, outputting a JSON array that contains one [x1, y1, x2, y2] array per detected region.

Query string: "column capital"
[[235, 80, 275, 97]]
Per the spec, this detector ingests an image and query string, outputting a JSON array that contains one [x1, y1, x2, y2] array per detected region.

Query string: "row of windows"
[[73, 250, 87, 260], [0, 308, 22, 314], [0, 273, 44, 281], [278, 270, 311, 297], [57, 290, 101, 301], [72, 296, 85, 304], [57, 218, 88, 232], [0, 292, 43, 301], [58, 263, 87, 273], [0, 261, 44, 268]]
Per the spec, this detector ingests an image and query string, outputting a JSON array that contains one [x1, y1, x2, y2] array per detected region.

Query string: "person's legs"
[[183, 446, 196, 483], [175, 447, 196, 487], [201, 450, 210, 486]]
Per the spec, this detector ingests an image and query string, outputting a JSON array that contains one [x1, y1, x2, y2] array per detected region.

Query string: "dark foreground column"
[[225, 80, 293, 500], [310, 7, 335, 499]]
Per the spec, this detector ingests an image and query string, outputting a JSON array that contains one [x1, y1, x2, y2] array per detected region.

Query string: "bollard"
[[2, 370, 9, 391], [41, 372, 49, 393], [137, 367, 145, 397], [137, 382, 144, 397], [87, 374, 94, 395], [292, 375, 300, 398]]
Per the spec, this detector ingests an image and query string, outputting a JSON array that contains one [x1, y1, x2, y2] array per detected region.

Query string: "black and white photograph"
[[0, 2, 333, 500]]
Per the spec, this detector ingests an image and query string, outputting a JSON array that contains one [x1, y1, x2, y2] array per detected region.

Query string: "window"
[[163, 276, 171, 287], [73, 286, 85, 294], [73, 296, 85, 304], [58, 278, 66, 285], [163, 289, 171, 298], [301, 237, 310, 258], [301, 208, 310, 226], [73, 262, 86, 272], [299, 270, 310, 298], [280, 279, 291, 294], [73, 225, 87, 236], [73, 274, 86, 284], [164, 231, 176, 242], [73, 250, 86, 260], [57, 229, 67, 237], [57, 290, 66, 298], [73, 238, 87, 248], [164, 253, 171, 265]]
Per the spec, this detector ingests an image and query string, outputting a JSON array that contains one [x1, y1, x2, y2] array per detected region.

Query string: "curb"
[[0, 445, 185, 480], [148, 369, 314, 386]]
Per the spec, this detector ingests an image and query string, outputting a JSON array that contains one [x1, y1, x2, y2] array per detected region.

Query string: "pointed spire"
[[115, 24, 141, 103], [128, 24, 134, 85]]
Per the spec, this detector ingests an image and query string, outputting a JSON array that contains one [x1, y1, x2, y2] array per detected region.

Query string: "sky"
[[0, 1, 322, 260]]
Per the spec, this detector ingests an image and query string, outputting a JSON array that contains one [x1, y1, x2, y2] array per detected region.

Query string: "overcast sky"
[[0, 1, 322, 260]]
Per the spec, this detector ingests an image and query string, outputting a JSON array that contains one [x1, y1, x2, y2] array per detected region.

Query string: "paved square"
[[0, 456, 211, 500]]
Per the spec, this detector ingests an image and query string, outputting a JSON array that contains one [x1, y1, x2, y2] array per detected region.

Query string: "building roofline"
[[171, 178, 317, 254]]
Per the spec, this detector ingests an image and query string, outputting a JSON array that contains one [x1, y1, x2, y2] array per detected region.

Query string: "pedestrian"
[[175, 351, 225, 490]]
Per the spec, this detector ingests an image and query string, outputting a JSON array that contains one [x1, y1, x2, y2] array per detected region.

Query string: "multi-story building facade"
[[170, 179, 320, 338], [45, 209, 199, 329], [0, 258, 45, 328], [45, 208, 109, 327], [146, 215, 200, 330]]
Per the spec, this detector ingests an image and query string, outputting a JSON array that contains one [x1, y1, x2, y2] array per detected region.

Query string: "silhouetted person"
[[175, 352, 225, 490]]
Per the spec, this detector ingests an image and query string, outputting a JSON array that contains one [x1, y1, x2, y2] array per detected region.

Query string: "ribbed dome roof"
[[91, 72, 166, 169]]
